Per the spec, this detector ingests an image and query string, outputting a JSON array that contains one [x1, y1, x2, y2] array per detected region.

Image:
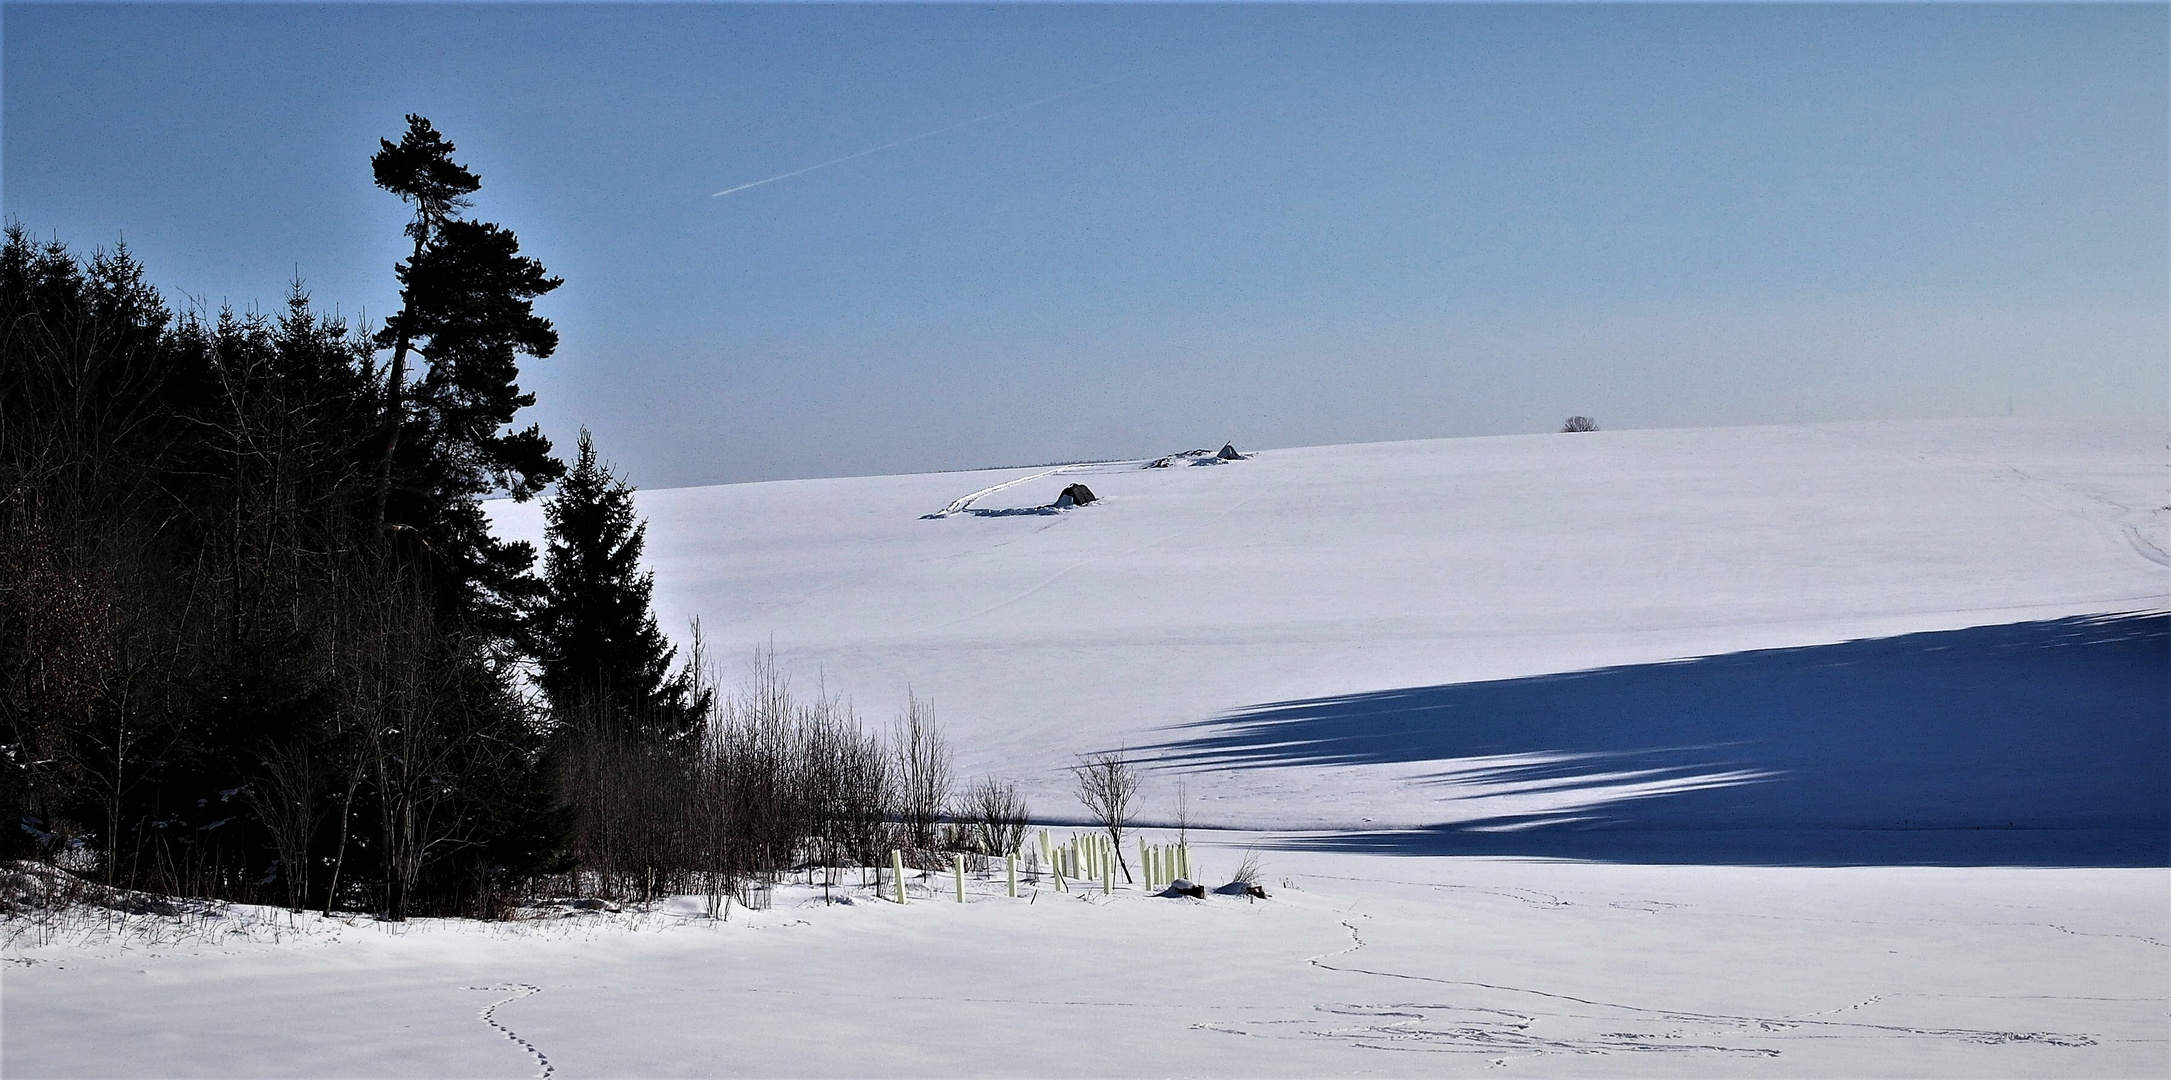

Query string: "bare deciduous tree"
[[675, 647, 904, 912], [1072, 750, 1139, 883], [240, 740, 319, 912], [892, 692, 951, 857], [1560, 415, 1599, 433], [1174, 776, 1191, 849]]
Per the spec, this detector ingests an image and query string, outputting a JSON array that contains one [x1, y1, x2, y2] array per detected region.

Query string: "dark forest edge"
[[0, 116, 1030, 922]]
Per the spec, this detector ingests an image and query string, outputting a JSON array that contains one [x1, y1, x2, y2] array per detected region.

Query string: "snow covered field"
[[7, 418, 2166, 1076], [499, 417, 2168, 843], [6, 845, 2164, 1077]]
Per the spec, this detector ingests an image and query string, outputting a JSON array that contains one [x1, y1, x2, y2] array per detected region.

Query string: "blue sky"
[[6, 3, 2165, 487]]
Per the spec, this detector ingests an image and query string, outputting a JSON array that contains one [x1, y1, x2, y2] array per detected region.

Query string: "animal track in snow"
[[464, 983, 551, 1078]]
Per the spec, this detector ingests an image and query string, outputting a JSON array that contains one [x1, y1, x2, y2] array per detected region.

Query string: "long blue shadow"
[[1145, 612, 2169, 867]]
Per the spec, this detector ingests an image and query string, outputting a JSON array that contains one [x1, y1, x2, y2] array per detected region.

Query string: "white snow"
[[495, 417, 2166, 833], [6, 844, 2164, 1077], [7, 417, 2165, 1076]]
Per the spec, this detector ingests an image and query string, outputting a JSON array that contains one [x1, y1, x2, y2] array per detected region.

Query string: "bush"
[[963, 776, 1030, 858]]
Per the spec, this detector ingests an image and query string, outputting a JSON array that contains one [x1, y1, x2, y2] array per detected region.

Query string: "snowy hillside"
[[487, 418, 2168, 848], [12, 418, 2163, 1080]]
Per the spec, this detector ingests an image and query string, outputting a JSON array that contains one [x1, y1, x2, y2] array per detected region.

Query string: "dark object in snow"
[[1055, 483, 1097, 508], [1146, 449, 1215, 468], [1561, 416, 1599, 433], [1161, 878, 1207, 899], [1218, 442, 1245, 461], [1215, 881, 1268, 899]]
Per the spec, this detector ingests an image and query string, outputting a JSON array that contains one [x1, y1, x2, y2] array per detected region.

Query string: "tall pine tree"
[[368, 115, 478, 535], [370, 115, 564, 638], [536, 431, 705, 739]]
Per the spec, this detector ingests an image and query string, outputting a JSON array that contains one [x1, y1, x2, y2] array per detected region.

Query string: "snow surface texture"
[[6, 844, 2165, 1077], [10, 418, 2166, 1077]]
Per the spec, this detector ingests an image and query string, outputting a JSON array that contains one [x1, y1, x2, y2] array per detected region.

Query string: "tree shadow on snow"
[[1143, 612, 2169, 867]]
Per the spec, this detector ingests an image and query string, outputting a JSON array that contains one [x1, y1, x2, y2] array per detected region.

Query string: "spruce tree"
[[536, 431, 705, 739]]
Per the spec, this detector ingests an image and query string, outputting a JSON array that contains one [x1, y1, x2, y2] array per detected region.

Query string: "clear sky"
[[6, 2, 2165, 488]]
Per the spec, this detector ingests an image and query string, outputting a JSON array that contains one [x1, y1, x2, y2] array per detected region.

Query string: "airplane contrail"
[[710, 79, 1116, 199]]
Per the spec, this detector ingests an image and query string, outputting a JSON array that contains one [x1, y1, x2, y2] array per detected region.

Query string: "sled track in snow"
[[923, 461, 1140, 518], [466, 983, 551, 1078], [1261, 911, 2103, 1061], [2121, 520, 2170, 567]]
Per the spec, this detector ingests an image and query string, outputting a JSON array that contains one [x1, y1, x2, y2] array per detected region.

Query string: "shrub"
[[963, 776, 1030, 858]]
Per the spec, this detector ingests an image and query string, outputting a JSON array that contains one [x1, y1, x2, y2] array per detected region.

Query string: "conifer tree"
[[368, 115, 478, 534], [0, 123, 580, 915], [369, 116, 564, 636], [536, 431, 705, 739]]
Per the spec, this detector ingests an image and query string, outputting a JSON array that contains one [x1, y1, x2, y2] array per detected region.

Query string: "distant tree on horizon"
[[1561, 415, 1599, 433]]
